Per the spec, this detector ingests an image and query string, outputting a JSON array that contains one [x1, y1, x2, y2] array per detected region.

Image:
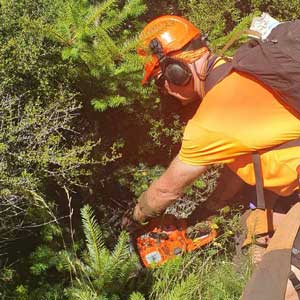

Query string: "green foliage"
[[179, 0, 242, 43], [64, 205, 251, 300], [212, 14, 258, 56], [179, 0, 300, 55], [149, 115, 183, 149], [129, 292, 146, 300], [51, 0, 146, 61], [30, 245, 59, 276], [0, 0, 74, 101], [201, 260, 251, 300], [0, 2, 99, 298], [149, 251, 250, 300], [150, 256, 200, 300], [48, 0, 149, 112], [65, 205, 142, 300], [0, 93, 95, 188], [117, 163, 165, 197], [0, 0, 98, 248], [0, 92, 97, 246], [251, 0, 300, 20], [4, 0, 294, 299]]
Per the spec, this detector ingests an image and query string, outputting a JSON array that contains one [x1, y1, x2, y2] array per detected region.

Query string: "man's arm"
[[133, 155, 208, 222]]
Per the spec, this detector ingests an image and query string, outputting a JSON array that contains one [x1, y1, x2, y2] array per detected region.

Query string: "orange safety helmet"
[[137, 15, 202, 85]]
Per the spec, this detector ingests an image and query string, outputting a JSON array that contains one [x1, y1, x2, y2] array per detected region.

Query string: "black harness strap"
[[204, 60, 232, 94], [252, 151, 274, 234], [252, 139, 300, 234], [288, 271, 300, 297], [297, 165, 300, 199], [289, 228, 300, 297], [291, 229, 300, 270], [252, 139, 300, 208], [252, 153, 266, 210], [271, 139, 300, 151]]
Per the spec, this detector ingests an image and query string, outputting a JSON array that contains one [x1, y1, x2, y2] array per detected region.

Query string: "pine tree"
[[47, 0, 149, 112], [64, 205, 145, 300]]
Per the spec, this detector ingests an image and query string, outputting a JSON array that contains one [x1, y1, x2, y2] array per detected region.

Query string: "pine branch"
[[67, 287, 99, 300], [87, 0, 118, 26], [94, 26, 120, 59], [108, 231, 130, 275], [164, 273, 198, 300], [80, 205, 105, 273], [101, 0, 146, 33], [129, 292, 146, 300]]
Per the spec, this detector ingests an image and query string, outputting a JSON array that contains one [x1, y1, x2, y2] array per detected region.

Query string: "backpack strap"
[[252, 152, 266, 210], [297, 165, 300, 199], [204, 59, 233, 95], [252, 139, 300, 208], [252, 138, 300, 234], [252, 152, 275, 234]]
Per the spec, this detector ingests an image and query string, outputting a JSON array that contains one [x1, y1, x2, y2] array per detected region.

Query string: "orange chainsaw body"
[[134, 214, 217, 268]]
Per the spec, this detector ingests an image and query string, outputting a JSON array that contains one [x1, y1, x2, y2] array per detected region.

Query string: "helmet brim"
[[141, 56, 159, 85]]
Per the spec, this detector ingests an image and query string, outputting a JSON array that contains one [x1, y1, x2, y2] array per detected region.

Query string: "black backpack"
[[204, 20, 300, 232], [205, 20, 300, 114]]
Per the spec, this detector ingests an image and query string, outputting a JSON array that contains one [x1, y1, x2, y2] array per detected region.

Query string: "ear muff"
[[149, 38, 192, 86], [164, 59, 192, 86]]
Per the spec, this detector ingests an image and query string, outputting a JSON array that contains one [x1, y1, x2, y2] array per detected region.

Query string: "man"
[[133, 15, 300, 299]]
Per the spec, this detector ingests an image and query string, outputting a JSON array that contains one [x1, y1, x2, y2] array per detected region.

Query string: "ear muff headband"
[[149, 38, 192, 86]]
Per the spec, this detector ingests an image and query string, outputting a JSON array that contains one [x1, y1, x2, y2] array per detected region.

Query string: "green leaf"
[[91, 98, 108, 111]]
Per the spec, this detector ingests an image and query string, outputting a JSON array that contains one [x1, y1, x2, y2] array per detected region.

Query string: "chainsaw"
[[131, 214, 217, 268]]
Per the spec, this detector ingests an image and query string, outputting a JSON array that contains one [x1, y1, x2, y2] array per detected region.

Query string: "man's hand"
[[133, 202, 147, 223], [121, 208, 145, 233]]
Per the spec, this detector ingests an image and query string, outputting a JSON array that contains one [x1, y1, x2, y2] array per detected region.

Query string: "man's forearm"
[[133, 156, 208, 222], [137, 178, 183, 217]]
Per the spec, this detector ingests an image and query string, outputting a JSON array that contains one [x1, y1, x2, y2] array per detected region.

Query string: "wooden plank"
[[243, 203, 300, 300]]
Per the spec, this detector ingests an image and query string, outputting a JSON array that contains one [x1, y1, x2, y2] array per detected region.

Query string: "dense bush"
[[1, 0, 299, 299], [179, 0, 300, 53], [61, 205, 249, 300]]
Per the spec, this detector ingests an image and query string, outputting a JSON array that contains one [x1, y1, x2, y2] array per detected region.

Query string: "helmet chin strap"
[[190, 51, 211, 100]]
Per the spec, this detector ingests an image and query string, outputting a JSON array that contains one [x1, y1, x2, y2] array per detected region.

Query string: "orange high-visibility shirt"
[[179, 71, 300, 196]]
